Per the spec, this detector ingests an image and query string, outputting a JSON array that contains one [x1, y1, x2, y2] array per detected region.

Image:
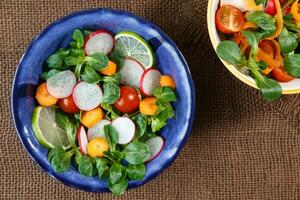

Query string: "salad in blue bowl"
[[11, 8, 195, 195]]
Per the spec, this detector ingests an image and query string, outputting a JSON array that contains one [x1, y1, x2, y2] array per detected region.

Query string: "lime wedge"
[[32, 106, 71, 150], [114, 31, 155, 69]]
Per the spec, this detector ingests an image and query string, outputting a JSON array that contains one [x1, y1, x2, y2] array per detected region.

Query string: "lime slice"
[[32, 106, 71, 149], [114, 31, 155, 69]]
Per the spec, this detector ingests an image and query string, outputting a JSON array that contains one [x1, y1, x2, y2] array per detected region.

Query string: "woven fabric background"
[[1, 0, 300, 199]]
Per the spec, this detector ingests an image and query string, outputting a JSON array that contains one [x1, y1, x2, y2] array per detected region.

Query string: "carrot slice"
[[35, 82, 58, 106], [100, 60, 117, 76], [139, 97, 158, 116], [266, 0, 283, 40], [160, 75, 176, 89]]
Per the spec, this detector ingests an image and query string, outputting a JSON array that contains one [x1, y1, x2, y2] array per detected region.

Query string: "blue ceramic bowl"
[[11, 8, 195, 192]]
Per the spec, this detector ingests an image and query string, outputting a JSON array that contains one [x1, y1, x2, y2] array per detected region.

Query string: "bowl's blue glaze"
[[11, 8, 195, 192]]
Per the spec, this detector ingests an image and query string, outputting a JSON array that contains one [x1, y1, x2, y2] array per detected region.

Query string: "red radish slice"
[[140, 68, 162, 96], [87, 119, 111, 141], [111, 117, 135, 145], [120, 58, 145, 88], [78, 125, 88, 154], [145, 136, 164, 161], [84, 30, 114, 56], [46, 70, 76, 98], [72, 82, 103, 111]]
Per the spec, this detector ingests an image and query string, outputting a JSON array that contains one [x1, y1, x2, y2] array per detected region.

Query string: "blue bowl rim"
[[11, 8, 196, 192]]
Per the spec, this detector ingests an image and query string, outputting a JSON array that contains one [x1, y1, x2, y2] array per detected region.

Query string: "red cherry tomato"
[[114, 86, 140, 113], [272, 67, 294, 82], [58, 96, 80, 113], [265, 0, 277, 16], [216, 5, 245, 34]]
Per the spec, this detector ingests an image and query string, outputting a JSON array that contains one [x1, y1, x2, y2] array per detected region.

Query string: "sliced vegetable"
[[114, 86, 140, 113], [145, 136, 164, 161], [160, 75, 176, 89], [139, 97, 158, 116], [87, 119, 111, 141], [114, 31, 155, 69], [46, 70, 76, 99], [58, 96, 80, 114], [84, 30, 114, 56], [87, 137, 109, 158], [266, 0, 283, 40], [35, 83, 58, 106], [216, 5, 246, 34], [271, 67, 294, 82], [100, 60, 117, 76], [119, 58, 144, 88], [80, 107, 104, 128], [291, 0, 300, 23], [257, 39, 283, 69], [72, 82, 103, 111], [78, 125, 88, 154], [111, 117, 135, 145], [140, 68, 162, 96]]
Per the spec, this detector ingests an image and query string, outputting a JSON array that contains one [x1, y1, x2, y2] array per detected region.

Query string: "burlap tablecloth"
[[1, 0, 300, 199]]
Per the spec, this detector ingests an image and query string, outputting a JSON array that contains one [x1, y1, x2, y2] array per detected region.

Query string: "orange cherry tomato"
[[100, 60, 117, 76], [160, 75, 176, 89], [272, 67, 294, 82], [216, 5, 246, 34], [35, 83, 58, 106], [87, 137, 109, 158], [139, 97, 158, 116], [80, 107, 104, 128], [58, 96, 80, 114]]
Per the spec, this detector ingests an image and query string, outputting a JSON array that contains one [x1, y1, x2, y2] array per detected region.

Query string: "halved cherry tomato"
[[216, 5, 246, 34], [87, 137, 109, 158], [58, 96, 80, 114], [114, 86, 140, 113], [272, 67, 294, 82], [266, 0, 277, 16], [139, 97, 158, 116], [80, 107, 104, 128]]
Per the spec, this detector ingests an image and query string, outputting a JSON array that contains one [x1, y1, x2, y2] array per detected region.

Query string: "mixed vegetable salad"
[[215, 0, 300, 101], [32, 29, 177, 195]]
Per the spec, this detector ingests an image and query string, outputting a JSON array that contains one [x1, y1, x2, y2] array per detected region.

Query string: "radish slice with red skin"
[[111, 117, 135, 145], [72, 82, 103, 111], [78, 125, 88, 154], [145, 136, 164, 161], [46, 70, 76, 98], [140, 68, 162, 96], [120, 58, 145, 88], [87, 119, 111, 141], [84, 30, 114, 56]]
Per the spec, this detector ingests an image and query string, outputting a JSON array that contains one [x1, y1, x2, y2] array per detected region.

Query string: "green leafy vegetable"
[[77, 155, 97, 176], [104, 125, 119, 151], [72, 29, 84, 49], [48, 148, 75, 172], [41, 69, 61, 81], [284, 54, 300, 77], [127, 164, 146, 181], [108, 173, 128, 196], [247, 11, 276, 38], [242, 30, 282, 101], [101, 72, 122, 85], [102, 82, 120, 104], [55, 110, 78, 147], [279, 26, 298, 54], [81, 65, 101, 84], [255, 0, 267, 6], [123, 141, 151, 165], [109, 163, 124, 184], [132, 114, 148, 140], [47, 48, 70, 70], [283, 14, 300, 33], [101, 103, 120, 120], [95, 158, 110, 179], [84, 52, 109, 71], [153, 87, 177, 102], [216, 41, 244, 65]]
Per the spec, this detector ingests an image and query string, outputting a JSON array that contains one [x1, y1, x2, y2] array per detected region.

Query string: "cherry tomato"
[[216, 5, 245, 34], [114, 86, 140, 113], [272, 67, 294, 82], [265, 0, 277, 16], [58, 96, 80, 113]]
